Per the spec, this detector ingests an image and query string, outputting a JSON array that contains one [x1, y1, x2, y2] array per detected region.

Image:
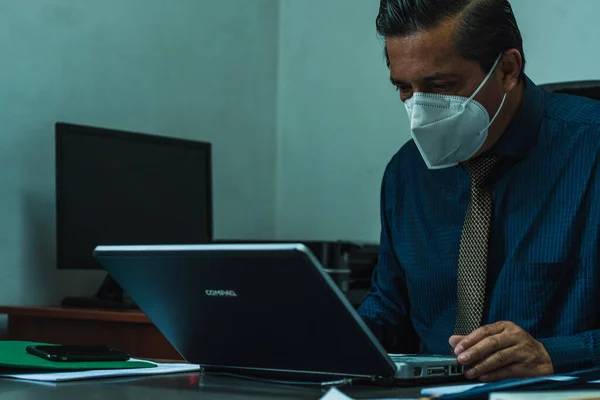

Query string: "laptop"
[[93, 243, 463, 381]]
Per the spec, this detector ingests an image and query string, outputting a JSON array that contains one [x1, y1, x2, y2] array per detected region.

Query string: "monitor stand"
[[61, 275, 138, 310]]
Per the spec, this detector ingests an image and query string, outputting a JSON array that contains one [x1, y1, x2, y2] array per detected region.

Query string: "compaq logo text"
[[205, 290, 238, 297]]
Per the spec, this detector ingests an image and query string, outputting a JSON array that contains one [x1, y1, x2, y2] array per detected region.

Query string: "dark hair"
[[376, 0, 526, 79]]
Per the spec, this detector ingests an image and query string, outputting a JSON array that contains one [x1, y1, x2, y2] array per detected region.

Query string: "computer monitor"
[[55, 122, 212, 307]]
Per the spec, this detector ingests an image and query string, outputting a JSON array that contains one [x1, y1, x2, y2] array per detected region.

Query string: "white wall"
[[275, 0, 600, 242], [276, 0, 405, 242], [0, 0, 279, 312], [511, 0, 600, 85]]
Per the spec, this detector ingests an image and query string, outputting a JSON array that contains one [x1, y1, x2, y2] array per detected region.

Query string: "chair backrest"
[[539, 80, 600, 101]]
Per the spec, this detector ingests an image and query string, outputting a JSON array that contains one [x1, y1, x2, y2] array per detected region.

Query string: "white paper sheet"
[[319, 388, 354, 400], [0, 359, 200, 382], [319, 387, 415, 400], [489, 390, 600, 400], [420, 375, 578, 397]]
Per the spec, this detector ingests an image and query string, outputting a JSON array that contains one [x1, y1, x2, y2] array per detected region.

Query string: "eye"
[[431, 83, 453, 92], [395, 85, 412, 93]]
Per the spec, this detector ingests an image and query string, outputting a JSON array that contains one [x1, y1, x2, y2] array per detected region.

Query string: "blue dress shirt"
[[358, 76, 600, 373]]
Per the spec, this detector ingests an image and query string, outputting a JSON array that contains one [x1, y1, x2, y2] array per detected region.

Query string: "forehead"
[[386, 18, 476, 81]]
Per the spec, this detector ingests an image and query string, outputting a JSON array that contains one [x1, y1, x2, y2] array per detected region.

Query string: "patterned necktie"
[[453, 154, 501, 336]]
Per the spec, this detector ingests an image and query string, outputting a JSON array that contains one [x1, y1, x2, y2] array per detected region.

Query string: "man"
[[358, 0, 600, 383]]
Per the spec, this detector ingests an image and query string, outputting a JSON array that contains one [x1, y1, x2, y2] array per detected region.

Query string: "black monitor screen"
[[56, 122, 213, 270]]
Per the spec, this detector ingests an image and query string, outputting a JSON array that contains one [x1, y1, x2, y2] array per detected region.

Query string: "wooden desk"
[[0, 306, 183, 360]]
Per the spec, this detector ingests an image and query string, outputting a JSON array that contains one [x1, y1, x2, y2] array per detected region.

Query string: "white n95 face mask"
[[404, 54, 507, 170]]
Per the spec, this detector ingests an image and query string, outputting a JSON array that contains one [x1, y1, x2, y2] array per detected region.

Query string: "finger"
[[454, 321, 511, 355], [457, 332, 518, 366], [449, 335, 465, 348], [463, 345, 521, 378], [478, 363, 524, 382]]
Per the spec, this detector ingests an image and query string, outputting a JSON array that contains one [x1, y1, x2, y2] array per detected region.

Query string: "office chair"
[[539, 80, 600, 100]]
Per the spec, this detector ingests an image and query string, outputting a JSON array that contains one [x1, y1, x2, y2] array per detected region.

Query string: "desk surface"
[[0, 371, 429, 400]]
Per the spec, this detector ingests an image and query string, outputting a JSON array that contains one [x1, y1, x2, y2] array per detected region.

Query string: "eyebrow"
[[390, 73, 461, 86]]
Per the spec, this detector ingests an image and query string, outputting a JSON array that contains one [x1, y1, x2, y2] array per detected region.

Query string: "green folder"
[[0, 341, 156, 371]]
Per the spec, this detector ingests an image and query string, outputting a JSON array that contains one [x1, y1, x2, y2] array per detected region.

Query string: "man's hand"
[[449, 321, 554, 382]]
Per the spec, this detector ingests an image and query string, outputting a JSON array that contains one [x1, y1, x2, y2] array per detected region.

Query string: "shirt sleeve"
[[538, 330, 600, 373], [539, 138, 600, 373], [357, 163, 419, 354]]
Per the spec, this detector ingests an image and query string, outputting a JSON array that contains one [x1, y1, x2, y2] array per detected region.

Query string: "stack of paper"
[[0, 359, 200, 382]]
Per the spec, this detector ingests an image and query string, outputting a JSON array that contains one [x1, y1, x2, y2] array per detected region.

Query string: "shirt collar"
[[491, 75, 546, 159]]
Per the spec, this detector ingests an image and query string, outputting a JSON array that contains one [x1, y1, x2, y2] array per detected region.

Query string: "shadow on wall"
[[19, 188, 60, 306]]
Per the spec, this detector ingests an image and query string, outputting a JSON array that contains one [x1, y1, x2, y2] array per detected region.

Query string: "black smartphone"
[[26, 345, 131, 362]]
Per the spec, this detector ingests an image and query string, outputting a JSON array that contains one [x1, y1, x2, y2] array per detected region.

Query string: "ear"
[[499, 49, 523, 92]]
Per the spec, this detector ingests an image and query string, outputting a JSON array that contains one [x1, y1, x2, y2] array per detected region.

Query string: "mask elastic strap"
[[464, 54, 503, 104], [483, 92, 507, 133]]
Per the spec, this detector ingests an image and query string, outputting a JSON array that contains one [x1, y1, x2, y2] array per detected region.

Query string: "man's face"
[[387, 18, 506, 130]]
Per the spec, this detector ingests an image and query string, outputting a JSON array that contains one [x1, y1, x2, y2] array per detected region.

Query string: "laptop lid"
[[92, 243, 397, 378]]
